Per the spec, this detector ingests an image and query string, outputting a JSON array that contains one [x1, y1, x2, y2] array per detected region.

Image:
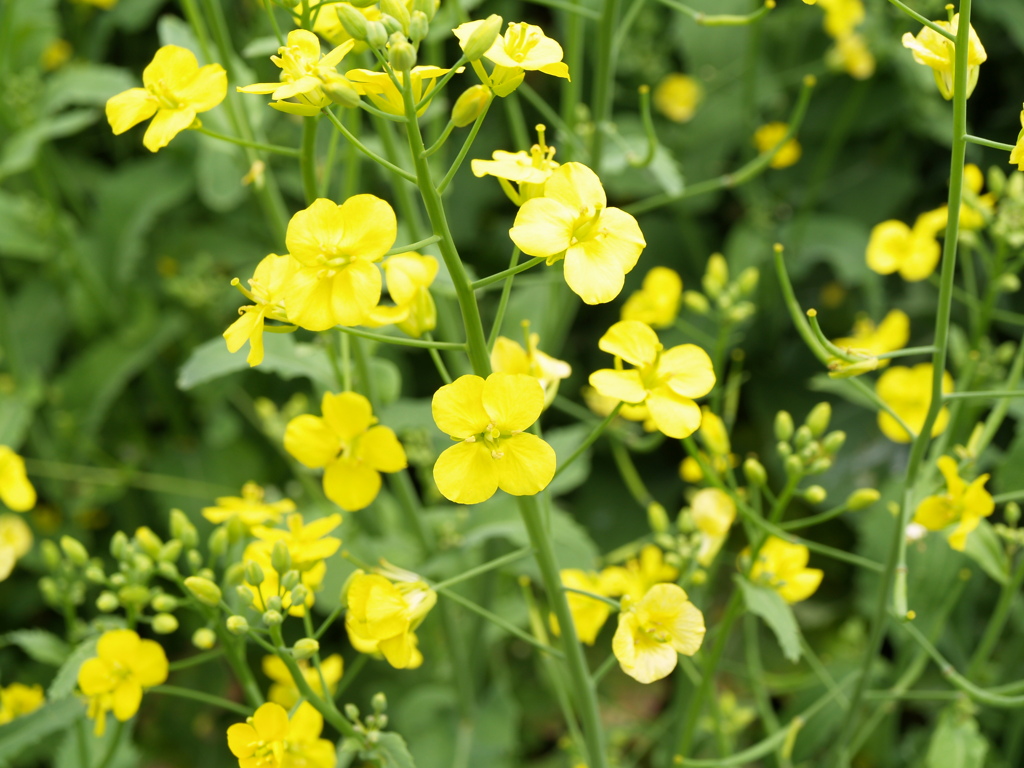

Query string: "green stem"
[[963, 134, 1016, 152], [487, 247, 522, 348], [654, 0, 774, 25], [437, 99, 492, 194], [151, 685, 252, 716], [589, 0, 622, 172], [437, 583, 563, 657], [944, 389, 1024, 400], [301, 116, 320, 205], [424, 122, 455, 157], [323, 108, 417, 183], [967, 551, 1024, 676], [335, 324, 466, 350], [609, 437, 654, 508], [553, 403, 622, 479], [781, 503, 851, 531], [424, 332, 454, 383], [886, 0, 957, 41], [431, 547, 535, 591], [23, 458, 233, 498], [168, 648, 224, 671], [386, 235, 443, 256], [94, 721, 124, 768], [473, 257, 547, 291], [875, 346, 938, 361], [196, 126, 300, 157]]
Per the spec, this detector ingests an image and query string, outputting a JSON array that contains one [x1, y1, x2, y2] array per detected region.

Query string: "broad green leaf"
[[0, 110, 99, 181], [177, 334, 336, 391], [962, 519, 1010, 586], [0, 698, 82, 764], [48, 636, 98, 700], [926, 707, 988, 768], [0, 379, 43, 447], [0, 629, 71, 666], [736, 576, 802, 663]]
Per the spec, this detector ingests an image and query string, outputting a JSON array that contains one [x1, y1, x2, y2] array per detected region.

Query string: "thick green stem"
[[589, 0, 622, 171], [301, 117, 320, 205]]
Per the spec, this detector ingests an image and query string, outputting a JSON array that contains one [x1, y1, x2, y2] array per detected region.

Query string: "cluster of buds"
[[684, 253, 759, 325], [990, 169, 1024, 248], [341, 693, 390, 751], [774, 402, 845, 478]]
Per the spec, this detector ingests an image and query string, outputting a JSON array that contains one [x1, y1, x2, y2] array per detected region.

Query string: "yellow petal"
[[433, 441, 499, 505], [563, 242, 628, 304], [77, 658, 116, 696], [142, 46, 200, 92], [432, 375, 489, 438], [543, 162, 606, 210], [284, 415, 339, 468], [598, 320, 659, 366], [660, 344, 716, 399], [646, 388, 702, 439], [177, 63, 227, 113], [588, 369, 646, 404], [252, 702, 290, 741], [777, 568, 823, 604], [142, 107, 197, 152], [866, 220, 911, 275], [358, 426, 407, 473], [97, 629, 141, 661], [0, 448, 36, 512], [323, 457, 382, 512], [105, 88, 158, 135], [111, 680, 143, 721], [322, 391, 374, 442], [337, 194, 398, 260], [914, 495, 954, 531], [483, 373, 544, 432], [227, 723, 259, 758], [289, 701, 325, 741], [378, 632, 416, 669], [496, 433, 555, 497], [129, 639, 169, 687], [509, 198, 574, 258]]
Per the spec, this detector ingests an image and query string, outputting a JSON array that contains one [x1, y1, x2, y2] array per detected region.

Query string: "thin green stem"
[[563, 586, 622, 609], [609, 437, 654, 508], [654, 0, 774, 25], [553, 403, 622, 479], [168, 648, 224, 671], [967, 551, 1024, 676], [23, 459, 233, 499], [589, 0, 622, 172], [334, 324, 466, 350], [423, 332, 454, 384], [944, 389, 1024, 400], [875, 346, 938, 361], [437, 584, 563, 657], [781, 503, 851, 531], [386, 235, 443, 256], [431, 546, 535, 591], [963, 134, 1016, 152], [301, 116, 320, 205], [196, 126, 300, 157], [94, 721, 125, 768], [886, 0, 957, 41], [423, 121, 456, 157], [151, 685, 252, 716], [473, 257, 547, 291], [437, 98, 492, 194], [487, 247, 522, 349], [323, 108, 417, 183]]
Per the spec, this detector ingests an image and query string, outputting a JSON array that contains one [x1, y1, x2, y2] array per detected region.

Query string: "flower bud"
[[135, 526, 163, 559], [777, 441, 792, 457], [192, 628, 217, 650], [380, 0, 410, 31], [727, 302, 755, 324], [262, 609, 283, 627], [1006, 502, 1021, 527], [290, 584, 309, 605], [208, 526, 228, 559], [388, 37, 417, 72], [372, 692, 388, 713], [822, 430, 846, 454], [803, 485, 827, 504], [40, 539, 61, 571], [292, 638, 320, 660], [366, 21, 388, 49], [224, 562, 246, 586], [170, 508, 198, 549], [266, 595, 283, 613], [60, 535, 89, 567], [236, 585, 255, 603], [412, 0, 435, 20], [39, 577, 61, 606], [96, 591, 119, 613], [409, 10, 429, 42], [110, 530, 129, 561], [153, 613, 179, 634], [702, 254, 728, 298], [132, 553, 154, 577], [804, 402, 831, 437], [151, 594, 178, 612], [381, 15, 403, 36], [647, 501, 670, 534], [690, 568, 707, 585], [335, 2, 369, 40], [784, 455, 804, 477], [452, 85, 491, 127], [743, 457, 767, 487], [793, 425, 813, 450], [774, 411, 794, 442], [184, 576, 223, 607], [109, 573, 126, 587], [119, 584, 151, 607], [84, 564, 106, 583], [158, 561, 180, 580], [187, 550, 203, 572], [806, 458, 832, 475], [683, 291, 710, 314], [226, 615, 249, 635], [344, 703, 360, 721], [159, 540, 183, 563], [737, 266, 759, 296], [271, 542, 292, 575], [462, 14, 503, 61], [280, 569, 301, 591], [999, 274, 1021, 293], [846, 488, 880, 511]]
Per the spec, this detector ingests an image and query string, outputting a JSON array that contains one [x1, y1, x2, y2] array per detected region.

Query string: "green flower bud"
[[380, 0, 410, 31], [1007, 502, 1021, 527], [846, 488, 880, 511], [335, 2, 369, 40], [96, 591, 119, 613], [271, 542, 292, 576], [292, 638, 320, 660], [262, 609, 283, 627], [344, 703, 360, 721], [159, 540, 182, 563], [192, 628, 217, 650], [409, 10, 429, 42], [236, 585, 255, 603], [452, 85, 491, 127], [209, 527, 229, 559], [412, 0, 435, 21], [170, 509, 198, 550], [776, 441, 792, 457], [40, 539, 62, 571], [806, 458, 832, 475], [998, 273, 1021, 293], [110, 530, 129, 561], [224, 562, 246, 586], [372, 692, 387, 713], [119, 584, 151, 607], [737, 266, 759, 296], [227, 516, 246, 544], [822, 430, 846, 454], [702, 254, 728, 298], [784, 455, 804, 477], [691, 568, 707, 585], [366, 21, 388, 49], [226, 615, 250, 635], [793, 425, 813, 450], [60, 535, 89, 567], [266, 595, 283, 613], [84, 564, 106, 584], [157, 561, 179, 580], [152, 613, 179, 634], [280, 570, 301, 591], [109, 572, 126, 588], [803, 485, 827, 504], [743, 457, 767, 487], [388, 37, 417, 72], [151, 594, 178, 612], [804, 402, 831, 437], [647, 501, 670, 534], [290, 584, 309, 605], [187, 550, 203, 572], [245, 561, 265, 587], [322, 72, 362, 108], [132, 553, 154, 577], [135, 526, 163, 559], [462, 14, 503, 61], [184, 576, 223, 607], [654, 532, 676, 551], [683, 290, 710, 315], [774, 411, 794, 442], [39, 577, 61, 606], [380, 14, 403, 36], [727, 302, 755, 324]]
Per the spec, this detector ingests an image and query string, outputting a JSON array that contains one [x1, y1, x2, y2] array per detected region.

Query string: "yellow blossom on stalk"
[[284, 392, 407, 512], [253, 513, 343, 571], [228, 701, 336, 768], [224, 254, 296, 367], [202, 482, 296, 529], [914, 456, 994, 551], [827, 34, 876, 80], [281, 196, 396, 332], [510, 162, 646, 304], [600, 545, 679, 603], [77, 629, 168, 736], [242, 541, 326, 617], [652, 73, 702, 123], [612, 583, 705, 684], [262, 654, 343, 709], [582, 386, 656, 431], [0, 514, 33, 582], [346, 66, 453, 116], [238, 30, 356, 115], [621, 267, 683, 329], [589, 320, 715, 439], [915, 165, 994, 235], [754, 123, 801, 169], [817, 0, 863, 39], [745, 537, 823, 604], [344, 569, 436, 669], [691, 488, 736, 566], [554, 570, 611, 645], [431, 373, 556, 504], [875, 363, 953, 443], [902, 14, 986, 100], [866, 219, 941, 282], [490, 329, 572, 406], [0, 447, 36, 512], [106, 46, 226, 152], [454, 20, 569, 97], [309, 0, 380, 50], [832, 309, 910, 366], [0, 683, 45, 724], [679, 452, 737, 483], [1012, 105, 1024, 170], [364, 253, 439, 338], [471, 124, 559, 206]]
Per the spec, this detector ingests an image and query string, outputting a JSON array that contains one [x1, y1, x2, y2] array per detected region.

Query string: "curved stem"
[[473, 256, 546, 291], [553, 403, 622, 479], [151, 685, 252, 716], [196, 126, 300, 157], [335, 324, 466, 350]]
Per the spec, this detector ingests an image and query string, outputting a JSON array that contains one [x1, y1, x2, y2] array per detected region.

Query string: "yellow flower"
[[490, 330, 571, 406], [228, 701, 336, 768], [106, 45, 227, 152], [817, 0, 863, 39], [431, 373, 556, 505], [691, 488, 736, 566], [553, 570, 611, 645], [224, 254, 296, 367], [1012, 105, 1024, 170], [364, 253, 439, 338], [621, 267, 683, 329], [344, 570, 436, 669], [510, 163, 646, 304], [0, 447, 36, 512], [454, 20, 569, 97], [77, 629, 168, 736], [284, 392, 407, 512], [600, 544, 679, 603], [696, 407, 730, 457], [589, 320, 715, 439], [652, 73, 702, 123], [902, 14, 986, 100], [202, 482, 296, 529], [914, 455, 994, 551], [612, 583, 705, 684], [346, 66, 453, 116], [754, 123, 801, 169], [238, 30, 355, 116], [866, 219, 941, 282], [582, 386, 656, 431], [471, 124, 559, 206], [41, 39, 73, 71], [0, 514, 33, 582], [253, 512, 343, 571], [745, 537, 823, 604], [914, 165, 994, 235], [242, 541, 326, 617], [827, 33, 876, 80], [262, 654, 343, 709], [876, 363, 953, 443], [832, 309, 910, 366], [0, 683, 45, 724], [282, 196, 396, 331]]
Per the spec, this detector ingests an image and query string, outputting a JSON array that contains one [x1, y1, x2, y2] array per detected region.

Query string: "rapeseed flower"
[[228, 701, 335, 768], [0, 447, 35, 512], [827, 33, 875, 80], [691, 488, 736, 566], [817, 0, 863, 39], [281, 196, 397, 331], [344, 570, 436, 669], [753, 123, 801, 169], [589, 320, 715, 439], [490, 329, 571, 406], [471, 124, 559, 205], [866, 220, 941, 281], [0, 683, 44, 724], [621, 267, 683, 329], [652, 73, 702, 123], [454, 20, 569, 97], [284, 392, 407, 511], [554, 570, 611, 645], [431, 373, 556, 504], [224, 254, 295, 367], [0, 514, 33, 582], [915, 164, 994, 235], [745, 537, 823, 604], [202, 482, 296, 529], [364, 253, 439, 338], [914, 456, 994, 551], [510, 163, 646, 304], [346, 66, 453, 116], [902, 14, 986, 100], [77, 629, 168, 735], [582, 386, 656, 431], [106, 45, 226, 152], [252, 513, 343, 571], [242, 541, 326, 617], [612, 583, 705, 683], [832, 309, 910, 365], [262, 654, 343, 709], [875, 363, 953, 442], [600, 544, 679, 603]]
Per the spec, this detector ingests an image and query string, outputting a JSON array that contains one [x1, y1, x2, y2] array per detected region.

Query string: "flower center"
[[503, 23, 541, 62], [148, 80, 181, 111], [569, 205, 604, 245]]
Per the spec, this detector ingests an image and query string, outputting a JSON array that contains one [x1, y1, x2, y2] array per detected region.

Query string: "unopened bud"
[[366, 21, 388, 49], [96, 591, 119, 612], [60, 535, 89, 567], [743, 458, 767, 487], [224, 562, 246, 586], [152, 594, 178, 612], [39, 577, 60, 606], [774, 411, 794, 442], [793, 425, 813, 450], [727, 302, 755, 323], [84, 564, 105, 583], [452, 84, 491, 127], [323, 72, 362, 108], [236, 585, 255, 604], [119, 584, 150, 606], [409, 10, 429, 42], [280, 570, 301, 591], [192, 628, 216, 649], [777, 441, 792, 457], [412, 0, 435, 20], [388, 37, 417, 72], [110, 531, 129, 561], [344, 703, 360, 721], [804, 485, 827, 504], [647, 502, 670, 533], [184, 576, 222, 607], [822, 430, 846, 454], [209, 527, 229, 559], [135, 526, 163, 559], [159, 540, 182, 563], [1006, 502, 1021, 526], [266, 595, 283, 613], [262, 609, 283, 627], [998, 274, 1021, 294], [226, 615, 249, 635], [153, 613, 179, 634], [462, 15, 503, 61], [737, 266, 759, 295], [702, 254, 728, 298], [381, 15, 403, 36], [846, 488, 880, 511], [690, 568, 707, 585], [245, 561, 265, 587], [805, 402, 831, 437], [806, 458, 832, 474], [784, 455, 804, 477], [293, 638, 320, 660], [271, 542, 292, 575], [158, 561, 180, 579], [170, 509, 198, 549], [335, 2, 369, 40], [41, 539, 62, 571], [683, 291, 710, 314], [380, 0, 410, 31], [290, 584, 309, 605], [187, 550, 203, 572]]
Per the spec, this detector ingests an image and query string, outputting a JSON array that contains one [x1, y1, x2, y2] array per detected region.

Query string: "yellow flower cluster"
[[491, 329, 572, 406], [621, 267, 683, 329], [203, 482, 296, 530], [0, 683, 44, 724], [228, 701, 336, 768], [914, 456, 994, 551], [454, 20, 569, 97], [745, 537, 823, 604], [472, 124, 559, 206], [652, 73, 702, 124], [902, 14, 986, 100]]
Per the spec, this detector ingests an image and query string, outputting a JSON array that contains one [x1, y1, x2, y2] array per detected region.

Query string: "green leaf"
[[48, 636, 98, 700], [0, 698, 83, 763], [0, 110, 99, 180], [545, 423, 593, 495], [41, 64, 135, 114], [0, 190, 59, 261], [962, 519, 1010, 586], [177, 334, 336, 391], [195, 136, 250, 212], [0, 629, 71, 666], [925, 707, 988, 768], [0, 378, 43, 447], [369, 732, 417, 768], [736, 576, 802, 663]]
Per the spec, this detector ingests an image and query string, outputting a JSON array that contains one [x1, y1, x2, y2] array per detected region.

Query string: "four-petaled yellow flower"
[[77, 629, 168, 735], [431, 373, 556, 504], [285, 392, 407, 512], [555, 570, 612, 645], [745, 537, 823, 604], [224, 254, 295, 367], [345, 569, 436, 669], [346, 66, 453, 116], [691, 488, 736, 567], [875, 363, 953, 443], [510, 162, 646, 304], [914, 456, 994, 551], [753, 123, 801, 169], [589, 320, 715, 439], [832, 309, 910, 366], [262, 654, 343, 709], [0, 683, 45, 724], [0, 446, 36, 512], [621, 267, 683, 329], [454, 20, 569, 97], [612, 583, 705, 684], [600, 544, 679, 603], [490, 329, 571, 406], [652, 73, 702, 123], [228, 701, 336, 768], [282, 196, 397, 331], [902, 14, 987, 100], [0, 514, 33, 582], [253, 512, 343, 571], [364, 253, 439, 338], [866, 219, 941, 282], [472, 124, 559, 205], [106, 45, 227, 152], [238, 29, 356, 115], [202, 482, 296, 529]]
